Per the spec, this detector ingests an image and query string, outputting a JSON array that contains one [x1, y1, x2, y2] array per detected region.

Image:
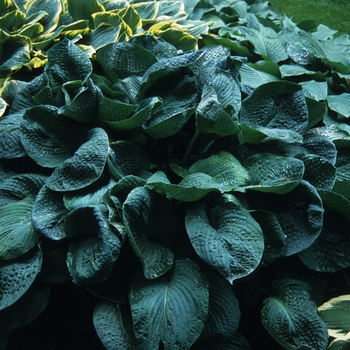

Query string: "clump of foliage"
[[1, 0, 350, 349]]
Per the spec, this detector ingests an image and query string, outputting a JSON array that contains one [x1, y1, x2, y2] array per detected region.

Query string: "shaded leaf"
[[0, 246, 42, 311], [129, 258, 209, 350], [46, 127, 109, 192], [185, 201, 264, 283], [261, 278, 328, 350]]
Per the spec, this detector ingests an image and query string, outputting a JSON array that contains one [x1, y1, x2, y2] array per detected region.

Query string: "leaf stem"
[[181, 128, 201, 166]]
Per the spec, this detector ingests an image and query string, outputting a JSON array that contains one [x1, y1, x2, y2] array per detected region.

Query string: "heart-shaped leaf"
[[240, 81, 309, 136], [243, 153, 305, 194], [261, 279, 328, 350], [185, 201, 264, 283], [129, 258, 209, 350], [45, 38, 93, 91], [46, 127, 109, 192], [122, 187, 179, 279], [65, 204, 123, 285]]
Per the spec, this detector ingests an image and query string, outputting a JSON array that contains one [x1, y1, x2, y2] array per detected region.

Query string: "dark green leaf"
[[243, 153, 304, 194], [240, 81, 309, 136], [93, 301, 137, 350], [185, 202, 264, 283], [129, 258, 209, 350], [299, 190, 350, 272], [20, 105, 87, 168], [32, 185, 68, 240], [65, 204, 123, 285], [96, 41, 157, 83], [45, 38, 92, 91], [0, 246, 42, 310], [261, 279, 328, 350], [122, 187, 179, 279], [46, 127, 109, 192], [67, 0, 104, 27]]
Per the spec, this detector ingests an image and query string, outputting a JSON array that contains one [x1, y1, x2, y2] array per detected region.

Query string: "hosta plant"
[[1, 0, 350, 349]]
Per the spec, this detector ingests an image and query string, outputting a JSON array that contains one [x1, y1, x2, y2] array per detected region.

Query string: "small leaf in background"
[[65, 204, 123, 285], [129, 258, 209, 350], [67, 0, 104, 27], [240, 81, 309, 136], [45, 38, 93, 91], [261, 279, 328, 350], [93, 301, 137, 350], [185, 202, 264, 284], [0, 34, 31, 77], [333, 162, 350, 199], [318, 295, 350, 349], [299, 190, 350, 272], [0, 246, 42, 311], [46, 127, 109, 192], [122, 187, 179, 279], [243, 153, 305, 194], [300, 80, 328, 101]]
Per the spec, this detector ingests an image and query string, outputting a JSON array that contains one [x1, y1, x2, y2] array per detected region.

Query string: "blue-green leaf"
[[65, 204, 123, 285], [185, 202, 264, 283], [261, 279, 328, 350], [129, 258, 209, 350], [46, 127, 109, 192]]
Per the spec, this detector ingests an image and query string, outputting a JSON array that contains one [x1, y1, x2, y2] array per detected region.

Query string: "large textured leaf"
[[243, 153, 305, 194], [249, 180, 323, 256], [234, 14, 288, 63], [185, 202, 264, 283], [59, 79, 99, 123], [299, 190, 350, 272], [0, 198, 39, 260], [261, 279, 328, 350], [108, 140, 150, 181], [122, 187, 179, 279], [32, 185, 68, 240], [0, 246, 42, 310], [45, 38, 92, 91], [93, 301, 137, 350], [65, 204, 123, 285], [129, 258, 209, 350], [196, 84, 240, 136], [240, 81, 309, 135], [46, 127, 109, 192], [146, 152, 249, 202], [96, 41, 157, 83], [20, 105, 86, 168], [195, 272, 241, 349]]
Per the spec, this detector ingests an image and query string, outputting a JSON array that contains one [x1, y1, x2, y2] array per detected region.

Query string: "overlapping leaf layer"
[[1, 0, 350, 349]]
